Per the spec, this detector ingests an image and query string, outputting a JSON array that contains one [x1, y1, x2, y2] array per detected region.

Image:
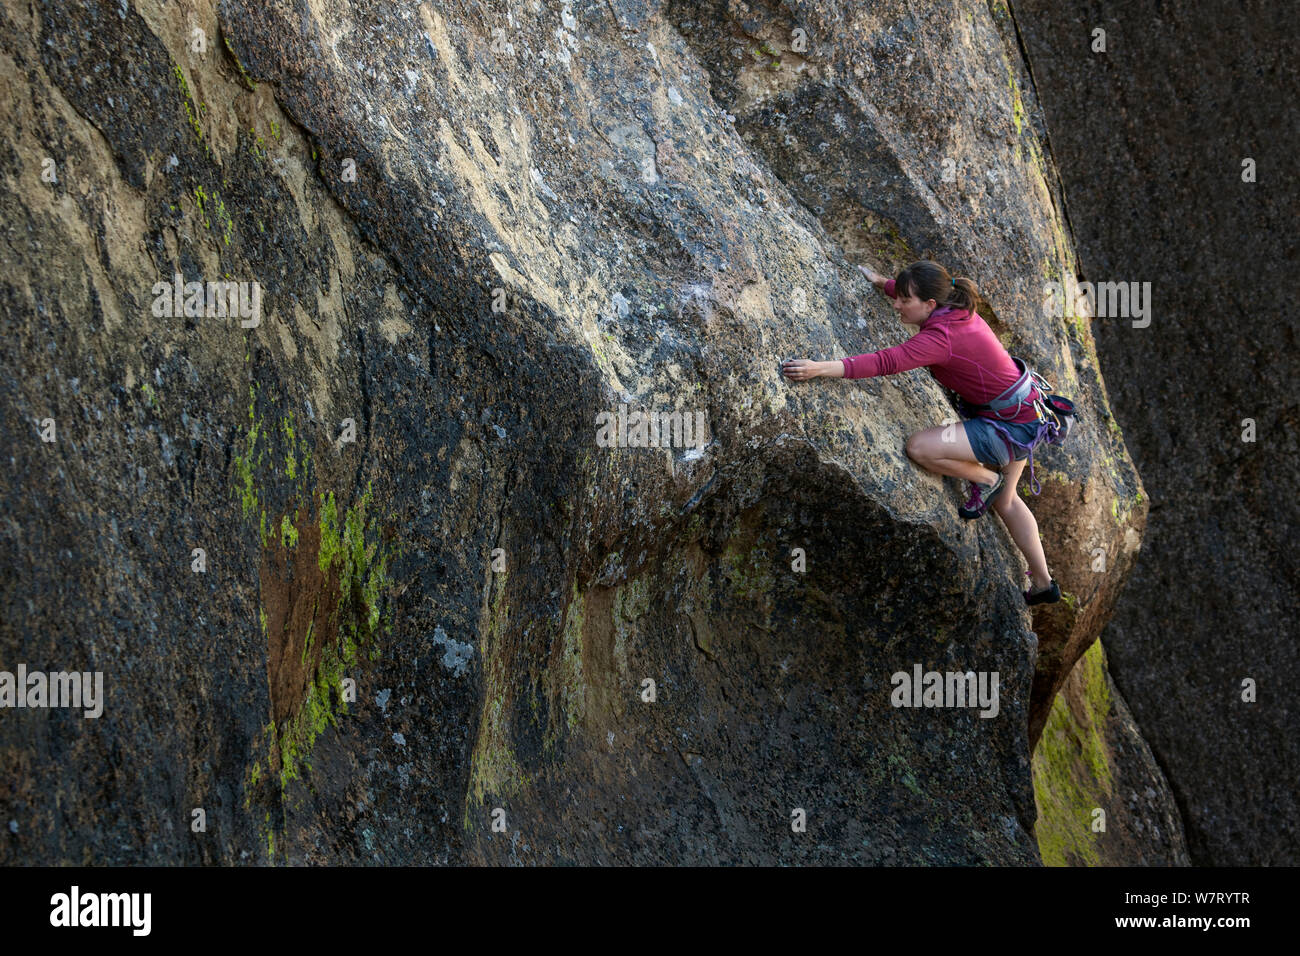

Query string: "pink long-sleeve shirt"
[[839, 279, 1040, 424]]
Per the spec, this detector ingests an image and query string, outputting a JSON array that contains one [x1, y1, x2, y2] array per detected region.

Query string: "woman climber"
[[781, 259, 1061, 606]]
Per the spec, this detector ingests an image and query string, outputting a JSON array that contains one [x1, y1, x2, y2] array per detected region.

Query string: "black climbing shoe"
[[1024, 579, 1061, 606], [958, 471, 1004, 519]]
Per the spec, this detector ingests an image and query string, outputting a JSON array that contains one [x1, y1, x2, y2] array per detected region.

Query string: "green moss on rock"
[[465, 570, 532, 827], [171, 60, 209, 153], [1031, 640, 1114, 865], [274, 485, 392, 791], [234, 381, 396, 807]]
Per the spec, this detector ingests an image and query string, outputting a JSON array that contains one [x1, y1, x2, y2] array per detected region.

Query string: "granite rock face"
[[2, 0, 1154, 864], [1014, 0, 1299, 865]]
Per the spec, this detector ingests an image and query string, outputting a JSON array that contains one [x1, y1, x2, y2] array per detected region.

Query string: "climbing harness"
[[956, 357, 1078, 495]]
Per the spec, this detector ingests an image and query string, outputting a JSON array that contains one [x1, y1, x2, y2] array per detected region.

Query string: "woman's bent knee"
[[993, 489, 1021, 516]]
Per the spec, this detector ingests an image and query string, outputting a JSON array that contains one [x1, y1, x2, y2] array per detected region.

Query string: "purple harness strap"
[[958, 357, 1069, 495], [985, 417, 1051, 495]]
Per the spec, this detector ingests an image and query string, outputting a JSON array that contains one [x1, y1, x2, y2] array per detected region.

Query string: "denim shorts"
[[963, 416, 1041, 469]]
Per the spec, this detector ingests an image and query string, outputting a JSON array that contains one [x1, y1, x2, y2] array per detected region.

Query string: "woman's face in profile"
[[892, 289, 936, 326]]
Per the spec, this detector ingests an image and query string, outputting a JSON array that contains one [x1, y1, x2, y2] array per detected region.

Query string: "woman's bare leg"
[[992, 458, 1052, 590], [905, 426, 1000, 484], [907, 427, 1053, 591]]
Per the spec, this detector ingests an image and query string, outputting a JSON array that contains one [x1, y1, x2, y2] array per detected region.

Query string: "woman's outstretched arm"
[[781, 359, 844, 380], [783, 325, 947, 382]]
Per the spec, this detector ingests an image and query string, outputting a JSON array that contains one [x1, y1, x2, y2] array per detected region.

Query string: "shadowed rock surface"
[[0, 0, 1168, 864], [1014, 0, 1299, 865]]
